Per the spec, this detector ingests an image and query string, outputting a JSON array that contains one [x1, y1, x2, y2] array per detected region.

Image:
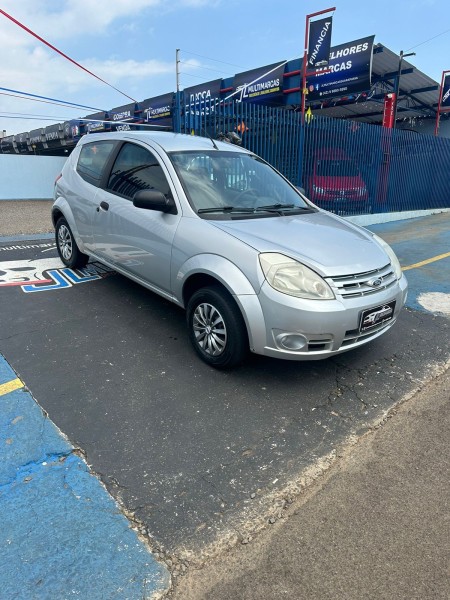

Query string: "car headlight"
[[372, 234, 402, 279], [312, 185, 325, 194], [259, 253, 335, 300]]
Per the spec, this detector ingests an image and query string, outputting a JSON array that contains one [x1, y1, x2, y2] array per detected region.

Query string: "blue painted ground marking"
[[0, 355, 170, 599], [22, 269, 72, 292], [367, 214, 450, 316]]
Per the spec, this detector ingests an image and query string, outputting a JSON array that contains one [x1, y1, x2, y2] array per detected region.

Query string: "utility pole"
[[393, 50, 416, 127], [175, 49, 181, 133]]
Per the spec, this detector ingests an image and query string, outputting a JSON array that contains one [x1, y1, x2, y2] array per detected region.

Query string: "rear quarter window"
[[76, 141, 116, 186]]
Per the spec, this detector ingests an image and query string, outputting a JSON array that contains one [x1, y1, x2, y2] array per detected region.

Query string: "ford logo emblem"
[[368, 278, 383, 288]]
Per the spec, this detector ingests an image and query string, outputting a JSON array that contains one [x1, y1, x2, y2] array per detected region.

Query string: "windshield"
[[169, 150, 312, 217]]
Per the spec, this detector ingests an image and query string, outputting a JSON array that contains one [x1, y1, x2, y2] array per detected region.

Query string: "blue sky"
[[1, 0, 449, 135]]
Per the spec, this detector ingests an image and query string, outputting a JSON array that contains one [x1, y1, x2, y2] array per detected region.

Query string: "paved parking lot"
[[0, 211, 449, 562]]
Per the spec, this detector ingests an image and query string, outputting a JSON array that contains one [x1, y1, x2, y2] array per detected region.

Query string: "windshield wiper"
[[197, 205, 255, 214], [254, 203, 313, 214], [255, 203, 296, 212]]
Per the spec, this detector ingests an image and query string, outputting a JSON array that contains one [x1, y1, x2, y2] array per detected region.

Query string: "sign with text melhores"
[[306, 35, 375, 101], [308, 16, 333, 68]]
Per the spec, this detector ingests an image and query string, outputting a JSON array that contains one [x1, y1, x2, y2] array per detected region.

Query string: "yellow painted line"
[[0, 378, 24, 397], [402, 251, 450, 271]]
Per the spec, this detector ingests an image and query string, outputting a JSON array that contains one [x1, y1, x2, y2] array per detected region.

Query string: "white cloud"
[[0, 0, 164, 41], [0, 1, 218, 134]]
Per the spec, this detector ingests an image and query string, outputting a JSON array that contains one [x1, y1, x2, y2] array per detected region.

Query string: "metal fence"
[[182, 97, 450, 216]]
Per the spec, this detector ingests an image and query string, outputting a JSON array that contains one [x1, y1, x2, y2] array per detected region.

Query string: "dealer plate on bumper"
[[360, 301, 396, 332]]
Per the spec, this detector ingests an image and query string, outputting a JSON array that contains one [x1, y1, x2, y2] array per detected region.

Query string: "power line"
[[405, 28, 450, 52], [180, 50, 247, 70], [0, 86, 104, 112], [0, 114, 66, 121], [179, 61, 235, 77], [0, 7, 137, 103], [0, 111, 71, 119]]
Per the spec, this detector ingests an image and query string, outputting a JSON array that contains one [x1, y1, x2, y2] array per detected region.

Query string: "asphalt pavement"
[[174, 365, 450, 600], [0, 201, 449, 599]]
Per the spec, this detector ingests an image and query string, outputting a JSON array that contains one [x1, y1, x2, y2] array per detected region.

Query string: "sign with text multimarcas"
[[140, 93, 174, 125], [233, 62, 286, 103], [306, 35, 375, 101], [442, 73, 450, 111], [308, 16, 333, 68]]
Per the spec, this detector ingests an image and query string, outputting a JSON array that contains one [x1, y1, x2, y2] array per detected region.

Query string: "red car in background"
[[307, 148, 369, 213]]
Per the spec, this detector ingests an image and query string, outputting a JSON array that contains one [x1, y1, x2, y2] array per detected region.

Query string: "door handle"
[[99, 201, 109, 211]]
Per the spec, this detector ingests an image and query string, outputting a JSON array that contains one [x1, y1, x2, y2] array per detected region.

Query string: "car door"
[[92, 141, 180, 296], [70, 139, 118, 250]]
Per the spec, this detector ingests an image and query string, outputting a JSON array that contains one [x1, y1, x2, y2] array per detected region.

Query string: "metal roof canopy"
[[309, 43, 441, 125]]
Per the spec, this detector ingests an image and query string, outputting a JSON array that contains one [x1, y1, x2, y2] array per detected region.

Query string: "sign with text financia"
[[308, 16, 333, 68], [441, 73, 450, 111]]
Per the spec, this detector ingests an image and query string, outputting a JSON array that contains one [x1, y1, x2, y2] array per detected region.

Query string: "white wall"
[[0, 155, 67, 199]]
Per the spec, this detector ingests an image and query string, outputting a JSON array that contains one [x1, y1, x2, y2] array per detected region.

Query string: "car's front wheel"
[[55, 217, 89, 268], [186, 286, 248, 368]]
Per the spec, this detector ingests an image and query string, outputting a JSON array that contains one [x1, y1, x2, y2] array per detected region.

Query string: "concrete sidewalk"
[[0, 200, 53, 237], [174, 364, 450, 600]]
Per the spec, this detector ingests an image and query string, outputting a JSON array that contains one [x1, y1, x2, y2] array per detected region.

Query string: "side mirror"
[[133, 190, 177, 214], [295, 186, 306, 195]]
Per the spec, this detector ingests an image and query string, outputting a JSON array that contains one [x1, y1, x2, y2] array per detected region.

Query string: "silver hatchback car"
[[53, 131, 407, 368]]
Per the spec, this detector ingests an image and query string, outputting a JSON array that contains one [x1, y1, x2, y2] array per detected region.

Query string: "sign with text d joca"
[[442, 73, 450, 111], [184, 80, 222, 116], [306, 35, 375, 101], [308, 16, 333, 69]]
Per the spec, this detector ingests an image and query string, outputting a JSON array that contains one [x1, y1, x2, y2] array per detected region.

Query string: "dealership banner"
[[141, 93, 174, 124], [233, 62, 285, 103], [306, 35, 375, 101], [44, 123, 63, 147], [308, 16, 333, 68], [442, 73, 450, 111], [83, 111, 110, 133], [110, 102, 136, 124], [184, 80, 222, 115]]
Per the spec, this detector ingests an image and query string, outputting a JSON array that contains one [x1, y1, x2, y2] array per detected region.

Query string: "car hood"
[[211, 211, 389, 277]]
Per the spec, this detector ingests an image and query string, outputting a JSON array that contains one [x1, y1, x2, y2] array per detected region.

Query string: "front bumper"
[[248, 274, 408, 361]]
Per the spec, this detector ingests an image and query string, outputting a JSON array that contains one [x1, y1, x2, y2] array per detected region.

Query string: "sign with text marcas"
[[306, 35, 375, 101], [442, 73, 450, 111], [308, 16, 333, 68], [233, 62, 285, 103]]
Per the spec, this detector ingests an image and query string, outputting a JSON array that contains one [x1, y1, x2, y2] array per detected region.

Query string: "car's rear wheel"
[[186, 286, 248, 368], [55, 217, 89, 268]]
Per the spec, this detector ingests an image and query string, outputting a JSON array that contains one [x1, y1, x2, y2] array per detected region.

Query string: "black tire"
[[55, 217, 89, 268], [186, 286, 248, 369]]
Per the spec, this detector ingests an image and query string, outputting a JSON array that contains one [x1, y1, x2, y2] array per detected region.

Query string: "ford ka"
[[53, 131, 407, 368]]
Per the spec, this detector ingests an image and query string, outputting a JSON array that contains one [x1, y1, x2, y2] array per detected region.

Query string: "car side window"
[[106, 143, 171, 200], [77, 141, 116, 186]]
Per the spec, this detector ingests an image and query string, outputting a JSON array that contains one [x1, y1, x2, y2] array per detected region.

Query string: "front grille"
[[341, 318, 396, 347], [326, 264, 396, 299]]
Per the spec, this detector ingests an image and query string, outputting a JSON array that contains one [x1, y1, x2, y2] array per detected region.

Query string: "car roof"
[[77, 131, 251, 154]]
